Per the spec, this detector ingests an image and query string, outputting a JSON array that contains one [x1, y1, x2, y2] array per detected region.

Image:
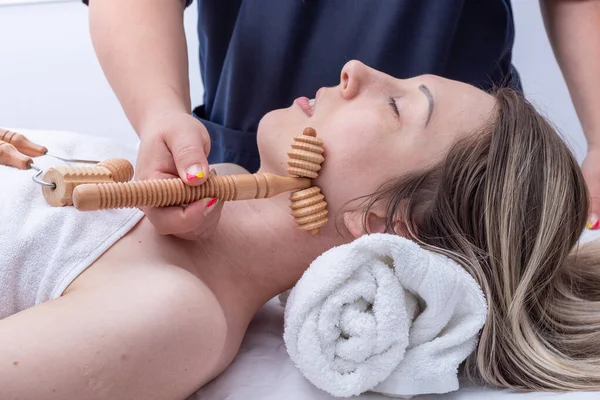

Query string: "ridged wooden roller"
[[286, 127, 328, 235], [42, 158, 134, 206], [290, 187, 328, 235], [72, 173, 311, 211], [287, 127, 324, 179]]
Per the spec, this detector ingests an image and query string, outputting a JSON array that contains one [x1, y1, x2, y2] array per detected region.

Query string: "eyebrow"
[[419, 84, 434, 126]]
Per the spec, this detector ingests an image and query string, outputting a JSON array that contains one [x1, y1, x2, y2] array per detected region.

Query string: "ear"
[[342, 209, 388, 239]]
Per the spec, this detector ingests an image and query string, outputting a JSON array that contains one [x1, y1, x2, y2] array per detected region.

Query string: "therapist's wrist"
[[137, 109, 196, 141], [134, 101, 191, 139]]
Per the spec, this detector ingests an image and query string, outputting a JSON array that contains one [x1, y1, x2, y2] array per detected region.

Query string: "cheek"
[[318, 111, 386, 163], [323, 109, 397, 169], [314, 114, 398, 211]]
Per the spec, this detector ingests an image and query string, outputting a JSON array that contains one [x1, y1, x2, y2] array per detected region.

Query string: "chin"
[[256, 108, 300, 175]]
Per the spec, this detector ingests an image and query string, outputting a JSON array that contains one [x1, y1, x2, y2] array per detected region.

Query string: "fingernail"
[[186, 165, 206, 182], [206, 197, 218, 208], [587, 214, 599, 230], [203, 198, 220, 215]]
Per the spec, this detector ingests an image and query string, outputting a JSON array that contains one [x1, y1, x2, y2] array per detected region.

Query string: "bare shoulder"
[[210, 163, 250, 175]]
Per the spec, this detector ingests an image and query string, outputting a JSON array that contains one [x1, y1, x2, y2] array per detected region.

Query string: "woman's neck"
[[194, 193, 345, 322]]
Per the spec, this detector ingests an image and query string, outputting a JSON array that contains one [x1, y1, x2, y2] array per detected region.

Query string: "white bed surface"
[[192, 297, 600, 400]]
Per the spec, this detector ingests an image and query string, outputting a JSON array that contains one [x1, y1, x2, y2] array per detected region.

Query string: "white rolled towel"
[[283, 233, 487, 398]]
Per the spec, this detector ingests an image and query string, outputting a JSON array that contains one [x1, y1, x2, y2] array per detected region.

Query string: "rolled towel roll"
[[283, 233, 487, 398]]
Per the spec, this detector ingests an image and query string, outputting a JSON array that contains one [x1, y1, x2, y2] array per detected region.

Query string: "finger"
[[144, 195, 223, 238], [193, 169, 223, 238], [196, 221, 219, 240], [144, 201, 208, 236], [195, 201, 224, 239], [587, 196, 600, 230], [168, 125, 211, 186], [203, 197, 223, 222]]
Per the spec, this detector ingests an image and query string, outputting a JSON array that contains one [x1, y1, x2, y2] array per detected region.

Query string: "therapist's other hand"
[[135, 112, 223, 239], [582, 147, 600, 230]]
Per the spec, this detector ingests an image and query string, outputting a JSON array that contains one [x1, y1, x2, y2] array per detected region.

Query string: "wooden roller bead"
[[72, 173, 311, 211], [41, 158, 134, 207], [0, 129, 47, 157], [290, 186, 328, 235], [287, 127, 325, 179], [0, 142, 33, 170]]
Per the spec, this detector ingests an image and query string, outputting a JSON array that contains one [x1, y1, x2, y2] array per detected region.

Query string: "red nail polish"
[[587, 213, 599, 229], [186, 172, 198, 182], [206, 197, 218, 208]]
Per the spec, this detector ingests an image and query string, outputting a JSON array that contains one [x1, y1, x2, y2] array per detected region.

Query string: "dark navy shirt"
[[85, 0, 518, 172]]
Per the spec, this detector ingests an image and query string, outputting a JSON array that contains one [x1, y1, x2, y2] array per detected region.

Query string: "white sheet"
[[191, 229, 600, 400]]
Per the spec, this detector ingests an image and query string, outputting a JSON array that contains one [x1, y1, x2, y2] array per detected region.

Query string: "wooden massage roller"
[[70, 127, 329, 234], [0, 129, 134, 206], [41, 158, 134, 206]]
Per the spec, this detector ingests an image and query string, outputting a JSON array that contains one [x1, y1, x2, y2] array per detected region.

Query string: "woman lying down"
[[1, 60, 599, 399]]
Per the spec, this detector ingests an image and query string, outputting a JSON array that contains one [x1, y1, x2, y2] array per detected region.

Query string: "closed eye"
[[388, 96, 400, 118]]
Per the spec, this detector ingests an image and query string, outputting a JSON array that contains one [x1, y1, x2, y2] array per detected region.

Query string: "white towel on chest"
[[283, 233, 487, 398], [0, 129, 144, 319]]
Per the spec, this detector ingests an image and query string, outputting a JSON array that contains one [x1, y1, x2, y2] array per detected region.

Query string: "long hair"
[[361, 88, 600, 390]]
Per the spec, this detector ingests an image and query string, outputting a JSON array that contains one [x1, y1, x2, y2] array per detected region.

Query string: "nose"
[[339, 60, 379, 100]]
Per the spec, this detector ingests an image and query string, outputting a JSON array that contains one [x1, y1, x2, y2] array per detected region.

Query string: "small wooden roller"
[[71, 127, 329, 234], [42, 158, 134, 206]]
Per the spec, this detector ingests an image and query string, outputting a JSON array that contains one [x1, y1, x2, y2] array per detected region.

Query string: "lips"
[[295, 96, 313, 117]]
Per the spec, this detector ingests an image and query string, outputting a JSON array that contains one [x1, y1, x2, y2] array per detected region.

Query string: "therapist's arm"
[[87, 0, 191, 135], [540, 0, 600, 225], [85, 0, 220, 240]]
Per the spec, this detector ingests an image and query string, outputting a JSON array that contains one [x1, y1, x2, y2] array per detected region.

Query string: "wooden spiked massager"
[[67, 127, 328, 234]]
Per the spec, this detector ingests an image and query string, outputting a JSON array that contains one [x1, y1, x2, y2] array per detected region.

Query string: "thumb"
[[169, 129, 210, 186], [588, 197, 600, 230]]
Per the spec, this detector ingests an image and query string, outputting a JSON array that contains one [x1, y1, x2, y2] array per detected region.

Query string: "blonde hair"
[[362, 88, 600, 391]]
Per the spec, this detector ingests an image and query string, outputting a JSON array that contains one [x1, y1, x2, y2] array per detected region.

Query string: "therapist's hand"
[[582, 147, 600, 230], [135, 112, 224, 240]]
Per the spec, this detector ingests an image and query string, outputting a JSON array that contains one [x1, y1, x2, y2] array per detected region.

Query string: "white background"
[[0, 0, 588, 160]]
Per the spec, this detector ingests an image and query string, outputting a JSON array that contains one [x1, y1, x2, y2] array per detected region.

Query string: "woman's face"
[[257, 60, 496, 216]]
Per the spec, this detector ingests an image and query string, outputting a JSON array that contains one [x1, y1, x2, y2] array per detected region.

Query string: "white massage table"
[[191, 229, 600, 400]]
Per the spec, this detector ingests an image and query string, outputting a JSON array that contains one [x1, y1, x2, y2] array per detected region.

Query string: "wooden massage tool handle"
[[71, 127, 329, 234], [72, 173, 312, 210], [41, 158, 134, 206], [0, 141, 33, 170], [1, 129, 48, 157]]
